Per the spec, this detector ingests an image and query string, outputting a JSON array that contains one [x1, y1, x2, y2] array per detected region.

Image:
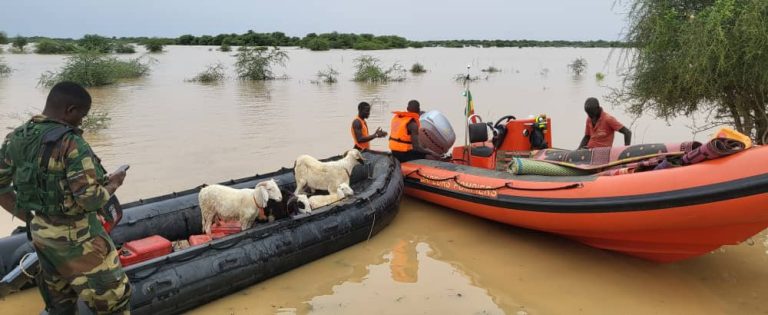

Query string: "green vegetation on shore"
[[38, 53, 151, 87]]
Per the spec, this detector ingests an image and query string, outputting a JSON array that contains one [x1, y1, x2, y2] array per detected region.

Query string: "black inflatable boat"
[[0, 151, 402, 314]]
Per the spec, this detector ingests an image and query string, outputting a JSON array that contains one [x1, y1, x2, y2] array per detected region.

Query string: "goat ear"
[[259, 187, 269, 205]]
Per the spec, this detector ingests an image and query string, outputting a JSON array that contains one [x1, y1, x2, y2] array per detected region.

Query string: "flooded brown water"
[[0, 46, 766, 314]]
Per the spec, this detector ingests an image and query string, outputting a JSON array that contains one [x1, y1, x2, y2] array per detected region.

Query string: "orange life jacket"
[[351, 116, 370, 150], [389, 111, 421, 152]]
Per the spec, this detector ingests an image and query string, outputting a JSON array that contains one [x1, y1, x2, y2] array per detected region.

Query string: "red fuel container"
[[119, 235, 172, 267], [189, 234, 212, 246], [211, 221, 242, 236]]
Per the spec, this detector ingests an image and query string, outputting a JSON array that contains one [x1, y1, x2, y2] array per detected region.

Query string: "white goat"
[[296, 183, 354, 213], [199, 179, 282, 235], [293, 149, 364, 196]]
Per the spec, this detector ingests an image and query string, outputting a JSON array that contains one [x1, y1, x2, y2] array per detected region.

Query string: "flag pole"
[[464, 64, 471, 165]]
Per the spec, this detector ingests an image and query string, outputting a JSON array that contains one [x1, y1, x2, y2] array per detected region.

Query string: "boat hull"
[[0, 152, 402, 314], [402, 146, 768, 262]]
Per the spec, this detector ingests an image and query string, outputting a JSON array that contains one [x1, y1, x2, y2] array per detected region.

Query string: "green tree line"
[[5, 30, 626, 52]]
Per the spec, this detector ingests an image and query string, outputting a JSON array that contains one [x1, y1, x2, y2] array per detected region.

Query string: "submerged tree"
[[11, 36, 27, 53], [0, 58, 11, 76], [617, 0, 768, 143], [235, 46, 289, 80], [567, 58, 587, 76]]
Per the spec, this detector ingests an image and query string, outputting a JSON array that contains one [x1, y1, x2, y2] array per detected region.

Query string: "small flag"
[[463, 90, 474, 117]]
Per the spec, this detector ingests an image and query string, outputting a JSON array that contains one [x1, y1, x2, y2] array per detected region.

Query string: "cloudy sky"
[[0, 0, 629, 40]]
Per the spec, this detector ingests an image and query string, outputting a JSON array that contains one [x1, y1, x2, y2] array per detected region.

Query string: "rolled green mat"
[[508, 157, 592, 176]]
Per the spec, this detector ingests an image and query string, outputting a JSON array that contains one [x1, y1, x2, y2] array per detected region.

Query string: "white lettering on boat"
[[420, 178, 499, 198]]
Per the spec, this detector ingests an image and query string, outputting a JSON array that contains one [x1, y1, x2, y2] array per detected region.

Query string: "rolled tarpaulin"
[[508, 157, 591, 176], [682, 137, 746, 165]]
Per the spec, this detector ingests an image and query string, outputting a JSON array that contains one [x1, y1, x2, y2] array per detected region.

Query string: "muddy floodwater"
[[0, 46, 766, 314]]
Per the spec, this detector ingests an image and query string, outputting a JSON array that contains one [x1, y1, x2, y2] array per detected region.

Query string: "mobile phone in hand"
[[115, 164, 130, 173]]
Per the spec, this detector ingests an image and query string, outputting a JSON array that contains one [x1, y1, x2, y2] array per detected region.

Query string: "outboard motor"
[[419, 110, 456, 157]]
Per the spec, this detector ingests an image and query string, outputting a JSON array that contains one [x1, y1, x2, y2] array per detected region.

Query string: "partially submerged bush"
[[143, 38, 164, 53], [187, 63, 225, 83], [304, 38, 330, 51], [6, 109, 110, 132], [315, 66, 339, 84], [453, 73, 486, 83], [567, 57, 587, 76], [235, 46, 289, 80], [11, 36, 28, 53], [114, 43, 136, 54], [410, 62, 427, 73], [34, 39, 81, 54], [80, 110, 111, 131], [79, 34, 113, 53], [352, 55, 405, 82], [0, 58, 11, 76], [481, 66, 501, 73], [219, 44, 232, 52], [595, 72, 605, 82], [38, 53, 151, 87]]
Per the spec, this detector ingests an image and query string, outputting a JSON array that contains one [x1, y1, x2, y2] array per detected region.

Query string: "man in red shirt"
[[578, 97, 632, 149]]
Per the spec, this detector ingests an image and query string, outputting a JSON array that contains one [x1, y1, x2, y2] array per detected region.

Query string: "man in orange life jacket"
[[389, 100, 442, 162], [351, 102, 387, 151]]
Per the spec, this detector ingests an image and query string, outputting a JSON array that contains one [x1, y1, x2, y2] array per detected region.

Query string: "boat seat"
[[469, 122, 494, 156], [471, 146, 494, 157]]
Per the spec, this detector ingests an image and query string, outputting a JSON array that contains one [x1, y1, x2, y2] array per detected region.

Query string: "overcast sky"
[[0, 0, 629, 41]]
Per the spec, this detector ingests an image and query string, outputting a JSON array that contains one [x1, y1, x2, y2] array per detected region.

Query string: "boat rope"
[[366, 198, 376, 241], [19, 252, 39, 278], [407, 168, 583, 191]]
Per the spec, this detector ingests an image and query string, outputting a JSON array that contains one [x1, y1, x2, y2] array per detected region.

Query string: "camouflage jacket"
[[0, 115, 111, 240]]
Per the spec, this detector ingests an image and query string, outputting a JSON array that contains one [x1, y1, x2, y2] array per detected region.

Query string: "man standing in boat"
[[0, 82, 131, 314], [578, 97, 632, 149], [389, 100, 442, 162], [351, 102, 387, 151]]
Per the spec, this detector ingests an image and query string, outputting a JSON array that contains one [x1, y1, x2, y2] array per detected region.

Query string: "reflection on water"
[[306, 242, 504, 315], [0, 46, 766, 315]]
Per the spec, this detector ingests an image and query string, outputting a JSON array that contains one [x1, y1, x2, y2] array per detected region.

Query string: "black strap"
[[389, 137, 412, 144], [39, 126, 73, 172]]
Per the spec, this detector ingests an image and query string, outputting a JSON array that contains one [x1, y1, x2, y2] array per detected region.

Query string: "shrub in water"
[[481, 66, 501, 73], [38, 53, 150, 87], [235, 46, 289, 80], [353, 55, 405, 82], [79, 34, 114, 53], [144, 38, 164, 53], [114, 43, 136, 54], [188, 63, 226, 83], [219, 44, 232, 52], [410, 63, 427, 73], [12, 36, 28, 53], [315, 66, 339, 84], [567, 57, 588, 76], [0, 58, 10, 76], [34, 39, 81, 54]]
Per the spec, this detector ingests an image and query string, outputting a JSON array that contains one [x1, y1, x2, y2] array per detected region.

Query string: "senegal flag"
[[463, 89, 474, 117]]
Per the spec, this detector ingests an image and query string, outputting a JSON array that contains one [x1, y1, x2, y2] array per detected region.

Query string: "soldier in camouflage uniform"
[[0, 82, 131, 314]]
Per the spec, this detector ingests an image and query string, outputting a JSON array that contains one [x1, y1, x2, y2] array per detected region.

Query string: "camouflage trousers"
[[31, 219, 131, 315]]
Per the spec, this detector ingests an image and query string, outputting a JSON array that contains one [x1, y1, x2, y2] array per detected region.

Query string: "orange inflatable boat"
[[403, 115, 768, 262]]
